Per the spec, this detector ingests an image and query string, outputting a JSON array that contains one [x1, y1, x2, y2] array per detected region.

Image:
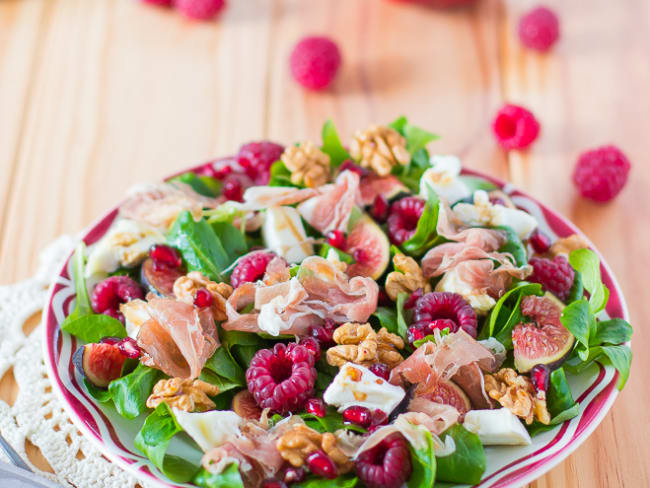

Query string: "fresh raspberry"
[[572, 145, 631, 202], [412, 292, 478, 338], [174, 0, 225, 20], [102, 308, 125, 324], [230, 251, 276, 288], [236, 141, 285, 185], [246, 343, 317, 414], [355, 433, 412, 488], [492, 104, 540, 150], [371, 195, 390, 222], [518, 6, 560, 52], [298, 337, 321, 361], [403, 288, 424, 310], [140, 0, 173, 6], [528, 255, 575, 302], [91, 276, 144, 314], [387, 197, 425, 245], [342, 406, 372, 427], [529, 229, 551, 254], [289, 36, 342, 91], [326, 230, 346, 249], [368, 363, 390, 380]]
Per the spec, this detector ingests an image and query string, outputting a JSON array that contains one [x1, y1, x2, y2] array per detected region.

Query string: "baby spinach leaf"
[[194, 464, 244, 488], [483, 282, 542, 346], [83, 379, 113, 403], [560, 299, 593, 357], [592, 318, 633, 346], [294, 474, 358, 488], [319, 243, 355, 264], [301, 409, 366, 434], [566, 270, 584, 304], [169, 172, 221, 197], [205, 202, 248, 225], [199, 369, 243, 394], [403, 124, 438, 155], [407, 428, 436, 488], [62, 314, 127, 344], [395, 292, 410, 341], [568, 249, 609, 314], [493, 225, 527, 267], [204, 347, 246, 386], [220, 330, 268, 369], [211, 222, 248, 264], [108, 363, 164, 419], [436, 424, 486, 485], [269, 161, 301, 187], [372, 307, 398, 335], [321, 119, 350, 168], [134, 403, 200, 482], [61, 243, 92, 329], [167, 211, 231, 281], [400, 185, 442, 257]]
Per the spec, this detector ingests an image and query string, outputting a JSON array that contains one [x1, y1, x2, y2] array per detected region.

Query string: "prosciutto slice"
[[453, 259, 532, 298], [297, 170, 362, 234], [239, 186, 317, 211], [359, 173, 408, 206], [137, 297, 219, 379], [407, 398, 460, 434]]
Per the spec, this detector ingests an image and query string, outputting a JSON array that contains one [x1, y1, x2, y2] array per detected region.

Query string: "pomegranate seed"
[[102, 308, 125, 324], [529, 229, 551, 254], [339, 159, 368, 177], [194, 288, 214, 308], [149, 244, 182, 270], [407, 325, 426, 345], [368, 363, 390, 380], [305, 398, 327, 418], [117, 337, 141, 359], [371, 195, 390, 222], [299, 337, 321, 361], [306, 450, 338, 479], [213, 165, 232, 180], [100, 336, 122, 346], [531, 364, 551, 393], [352, 248, 366, 263], [223, 178, 244, 202], [326, 230, 346, 249], [342, 406, 372, 427], [310, 319, 337, 346], [367, 424, 382, 433], [262, 479, 287, 488], [404, 288, 424, 310], [283, 466, 306, 484], [427, 318, 458, 334], [371, 409, 388, 426]]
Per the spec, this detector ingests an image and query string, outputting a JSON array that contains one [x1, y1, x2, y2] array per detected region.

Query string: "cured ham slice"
[[298, 170, 362, 234], [407, 397, 460, 434], [453, 259, 532, 298], [120, 182, 218, 229], [239, 186, 317, 211], [136, 297, 219, 379]]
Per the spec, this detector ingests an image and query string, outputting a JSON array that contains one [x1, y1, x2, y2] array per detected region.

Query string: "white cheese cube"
[[463, 408, 532, 446], [419, 155, 471, 204], [262, 206, 313, 263]]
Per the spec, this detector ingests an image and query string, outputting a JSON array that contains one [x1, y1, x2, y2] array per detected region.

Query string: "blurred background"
[[0, 0, 648, 486]]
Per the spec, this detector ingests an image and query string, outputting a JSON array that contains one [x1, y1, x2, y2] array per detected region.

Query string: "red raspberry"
[[289, 36, 342, 91], [529, 229, 551, 254], [298, 337, 321, 361], [356, 433, 412, 488], [91, 276, 144, 314], [174, 0, 225, 20], [102, 308, 125, 324], [140, 0, 173, 6], [230, 251, 276, 288], [492, 104, 540, 150], [246, 343, 317, 414], [326, 230, 346, 249], [237, 141, 285, 185], [387, 197, 425, 245], [572, 145, 631, 202], [403, 288, 424, 310], [518, 6, 560, 52], [528, 255, 575, 302], [412, 292, 478, 338]]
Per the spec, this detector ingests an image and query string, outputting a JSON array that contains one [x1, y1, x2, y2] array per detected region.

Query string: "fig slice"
[[140, 258, 185, 297], [512, 293, 575, 373], [345, 214, 390, 280], [73, 342, 126, 388], [423, 378, 471, 418], [232, 390, 263, 420]]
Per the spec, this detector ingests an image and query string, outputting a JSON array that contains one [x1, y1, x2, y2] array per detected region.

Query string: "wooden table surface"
[[1, 0, 648, 486]]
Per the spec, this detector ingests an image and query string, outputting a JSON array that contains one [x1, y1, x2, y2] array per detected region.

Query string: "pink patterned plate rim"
[[42, 163, 630, 488]]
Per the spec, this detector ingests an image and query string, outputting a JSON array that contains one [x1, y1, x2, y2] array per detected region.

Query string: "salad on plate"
[[61, 118, 633, 488]]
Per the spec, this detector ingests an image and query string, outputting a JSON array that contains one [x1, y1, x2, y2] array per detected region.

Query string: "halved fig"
[[73, 343, 126, 388], [140, 258, 185, 297], [452, 363, 494, 409], [345, 214, 390, 280], [232, 390, 263, 420], [359, 174, 408, 206], [424, 378, 471, 417], [512, 293, 575, 373]]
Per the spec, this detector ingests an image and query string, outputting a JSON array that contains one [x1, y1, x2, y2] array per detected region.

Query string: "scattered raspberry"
[[387, 197, 425, 245], [529, 229, 551, 254], [246, 343, 317, 414], [342, 406, 372, 427], [528, 255, 575, 302], [326, 230, 346, 249], [150, 244, 182, 270], [230, 251, 276, 288], [412, 292, 478, 337], [368, 363, 390, 380], [141, 0, 173, 6], [91, 276, 144, 315], [492, 104, 540, 150], [298, 337, 322, 362], [355, 433, 412, 488], [237, 141, 285, 185], [403, 288, 424, 310], [174, 0, 225, 20], [194, 288, 214, 308], [518, 6, 560, 52], [102, 308, 125, 324], [289, 36, 342, 91], [371, 195, 390, 222], [572, 145, 631, 202]]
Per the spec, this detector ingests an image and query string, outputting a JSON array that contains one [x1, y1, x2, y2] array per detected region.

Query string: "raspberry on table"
[[140, 0, 173, 7], [518, 6, 560, 52], [492, 104, 540, 150], [528, 255, 575, 302], [174, 0, 226, 21], [355, 433, 412, 488], [572, 145, 631, 202], [230, 251, 276, 288], [289, 36, 342, 90], [237, 141, 285, 185], [386, 196, 425, 245]]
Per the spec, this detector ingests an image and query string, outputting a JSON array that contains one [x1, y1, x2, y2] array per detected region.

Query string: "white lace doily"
[[0, 236, 153, 488]]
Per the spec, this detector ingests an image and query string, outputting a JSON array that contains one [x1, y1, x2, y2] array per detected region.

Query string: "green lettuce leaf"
[[372, 307, 398, 335], [321, 119, 350, 167], [527, 367, 579, 436], [62, 314, 127, 344], [436, 424, 486, 485], [108, 363, 164, 419], [592, 318, 633, 346], [193, 464, 244, 488], [61, 243, 92, 329], [395, 292, 410, 340], [407, 427, 436, 488], [294, 474, 358, 488], [269, 160, 301, 187], [168, 172, 221, 197], [204, 346, 246, 387], [319, 243, 355, 264], [568, 249, 609, 313], [211, 222, 248, 264], [400, 185, 442, 256], [493, 225, 527, 267]]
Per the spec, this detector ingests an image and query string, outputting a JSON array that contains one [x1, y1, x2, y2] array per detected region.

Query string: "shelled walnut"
[[173, 271, 233, 321], [281, 141, 331, 188], [146, 378, 219, 412], [548, 234, 590, 257], [485, 368, 550, 425], [385, 253, 431, 301], [276, 424, 353, 473], [349, 125, 410, 176], [326, 322, 404, 368]]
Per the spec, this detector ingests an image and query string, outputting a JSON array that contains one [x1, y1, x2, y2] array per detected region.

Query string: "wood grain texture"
[[0, 0, 648, 486]]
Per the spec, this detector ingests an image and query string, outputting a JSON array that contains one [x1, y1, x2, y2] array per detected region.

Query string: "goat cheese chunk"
[[419, 155, 471, 204], [463, 408, 532, 446], [262, 206, 313, 263], [172, 408, 243, 452]]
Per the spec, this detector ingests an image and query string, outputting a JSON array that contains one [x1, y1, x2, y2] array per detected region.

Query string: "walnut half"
[[146, 378, 219, 412], [276, 424, 353, 473], [485, 368, 550, 425], [326, 322, 404, 368], [385, 253, 431, 301], [281, 141, 331, 188], [349, 125, 410, 177]]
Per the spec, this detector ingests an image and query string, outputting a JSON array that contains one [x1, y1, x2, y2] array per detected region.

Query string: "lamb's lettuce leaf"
[[372, 307, 398, 335], [62, 314, 127, 344], [61, 243, 94, 331], [210, 222, 248, 266], [388, 116, 439, 155], [109, 363, 164, 419], [435, 424, 486, 485], [204, 346, 246, 387], [568, 249, 609, 314], [395, 292, 410, 341], [493, 225, 527, 267], [194, 464, 244, 488], [321, 119, 350, 168], [269, 160, 301, 187], [169, 172, 221, 197], [527, 367, 579, 436], [458, 175, 498, 194], [400, 185, 442, 257], [407, 428, 436, 488], [319, 243, 355, 264], [294, 474, 358, 488]]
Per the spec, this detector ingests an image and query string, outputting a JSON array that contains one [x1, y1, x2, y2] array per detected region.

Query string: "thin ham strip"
[[239, 186, 317, 211], [407, 398, 460, 434], [454, 259, 532, 298]]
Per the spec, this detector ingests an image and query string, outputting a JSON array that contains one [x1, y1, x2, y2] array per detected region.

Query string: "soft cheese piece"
[[323, 363, 405, 413], [262, 206, 313, 263], [436, 266, 496, 314], [463, 408, 532, 446], [172, 408, 243, 452], [85, 218, 165, 277], [419, 155, 471, 204], [453, 190, 538, 240]]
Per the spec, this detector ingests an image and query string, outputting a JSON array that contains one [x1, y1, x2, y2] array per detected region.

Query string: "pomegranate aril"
[[368, 363, 390, 380], [407, 325, 426, 345], [223, 178, 244, 202], [326, 230, 346, 249], [283, 466, 306, 484], [194, 288, 214, 308], [117, 337, 141, 359], [352, 248, 366, 263], [378, 287, 391, 306], [529, 229, 551, 254], [427, 318, 458, 334], [310, 319, 337, 347], [100, 336, 122, 346], [149, 244, 182, 269], [262, 479, 287, 488], [531, 364, 550, 393], [371, 409, 388, 426], [213, 165, 232, 180], [342, 406, 372, 427], [371, 195, 390, 222], [306, 450, 338, 479], [102, 308, 125, 324], [305, 398, 327, 418], [339, 159, 368, 177]]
